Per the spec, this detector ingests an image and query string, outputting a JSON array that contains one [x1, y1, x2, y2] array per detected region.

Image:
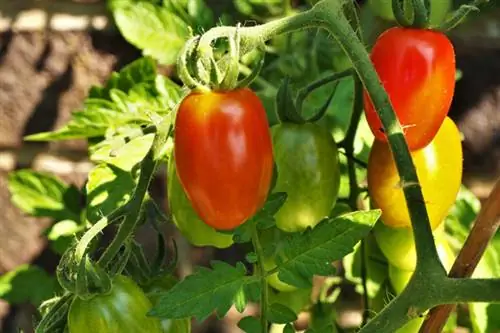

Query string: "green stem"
[[98, 129, 168, 268], [314, 0, 442, 272], [252, 228, 269, 333], [295, 69, 353, 110]]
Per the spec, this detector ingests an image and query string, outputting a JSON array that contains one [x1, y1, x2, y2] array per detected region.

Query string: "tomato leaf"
[[8, 170, 81, 221], [86, 134, 155, 222], [25, 58, 181, 142], [112, 2, 190, 65], [232, 192, 287, 243], [238, 316, 261, 333], [89, 57, 157, 100], [149, 261, 256, 321], [0, 264, 57, 306], [274, 210, 380, 288], [267, 303, 297, 324]]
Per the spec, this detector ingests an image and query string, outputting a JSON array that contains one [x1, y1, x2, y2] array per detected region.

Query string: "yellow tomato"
[[368, 117, 462, 230]]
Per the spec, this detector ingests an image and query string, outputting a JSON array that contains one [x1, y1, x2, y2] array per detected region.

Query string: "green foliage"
[[0, 265, 57, 306], [273, 210, 380, 288], [149, 261, 255, 321], [8, 170, 81, 221], [108, 0, 214, 65]]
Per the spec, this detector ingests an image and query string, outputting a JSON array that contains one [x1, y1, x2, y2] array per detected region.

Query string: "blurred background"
[[1, 0, 500, 332]]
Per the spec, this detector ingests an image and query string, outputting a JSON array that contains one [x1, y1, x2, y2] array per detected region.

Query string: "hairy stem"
[[98, 127, 168, 268]]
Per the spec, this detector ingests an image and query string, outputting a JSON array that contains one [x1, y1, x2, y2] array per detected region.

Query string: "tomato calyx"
[[177, 28, 265, 92], [393, 0, 432, 28]]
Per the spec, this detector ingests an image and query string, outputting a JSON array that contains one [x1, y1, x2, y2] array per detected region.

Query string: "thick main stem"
[[252, 229, 269, 333]]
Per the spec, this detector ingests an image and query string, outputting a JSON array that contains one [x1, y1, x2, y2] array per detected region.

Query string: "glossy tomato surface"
[[368, 117, 462, 230], [364, 27, 455, 150], [168, 157, 233, 248], [174, 88, 274, 230], [143, 275, 191, 333], [68, 275, 162, 333], [271, 123, 340, 233]]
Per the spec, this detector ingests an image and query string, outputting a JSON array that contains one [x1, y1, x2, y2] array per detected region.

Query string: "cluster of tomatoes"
[[171, 86, 342, 292], [364, 27, 462, 301]]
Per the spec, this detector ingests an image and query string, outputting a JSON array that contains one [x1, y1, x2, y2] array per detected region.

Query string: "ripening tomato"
[[271, 123, 340, 233], [368, 117, 462, 230], [68, 275, 163, 333], [174, 88, 274, 230], [364, 27, 455, 150], [167, 157, 233, 248]]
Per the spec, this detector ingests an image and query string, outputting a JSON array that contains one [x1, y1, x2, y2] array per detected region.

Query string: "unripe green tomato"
[[262, 256, 298, 292], [268, 286, 311, 314], [388, 237, 455, 294], [167, 157, 233, 248], [271, 123, 341, 233], [374, 222, 454, 271], [143, 275, 191, 333], [369, 0, 451, 26], [68, 275, 163, 333]]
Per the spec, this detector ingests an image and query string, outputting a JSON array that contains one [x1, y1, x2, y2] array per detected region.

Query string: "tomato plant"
[[369, 0, 451, 26], [167, 157, 234, 248], [5, 1, 499, 333], [143, 275, 191, 333], [363, 27, 456, 150], [68, 275, 163, 333], [174, 88, 274, 230], [368, 117, 462, 230], [271, 123, 340, 232]]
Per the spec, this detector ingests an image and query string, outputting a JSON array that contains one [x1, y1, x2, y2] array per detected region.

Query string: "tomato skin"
[[376, 222, 455, 272], [364, 27, 455, 150], [271, 123, 340, 233], [143, 275, 191, 333], [167, 157, 233, 248], [68, 275, 162, 333], [368, 117, 462, 230], [369, 0, 451, 26], [174, 88, 274, 230]]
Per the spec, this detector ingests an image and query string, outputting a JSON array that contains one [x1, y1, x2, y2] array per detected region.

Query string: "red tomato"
[[174, 88, 274, 230], [363, 27, 456, 150]]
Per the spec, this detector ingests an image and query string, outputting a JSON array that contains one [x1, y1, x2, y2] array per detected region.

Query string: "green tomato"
[[167, 157, 233, 248], [388, 264, 413, 295], [268, 286, 312, 314], [387, 236, 455, 294], [262, 256, 298, 292], [143, 275, 191, 333], [373, 222, 453, 271], [271, 123, 340, 233], [369, 0, 451, 26], [396, 316, 425, 333], [68, 275, 163, 333]]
